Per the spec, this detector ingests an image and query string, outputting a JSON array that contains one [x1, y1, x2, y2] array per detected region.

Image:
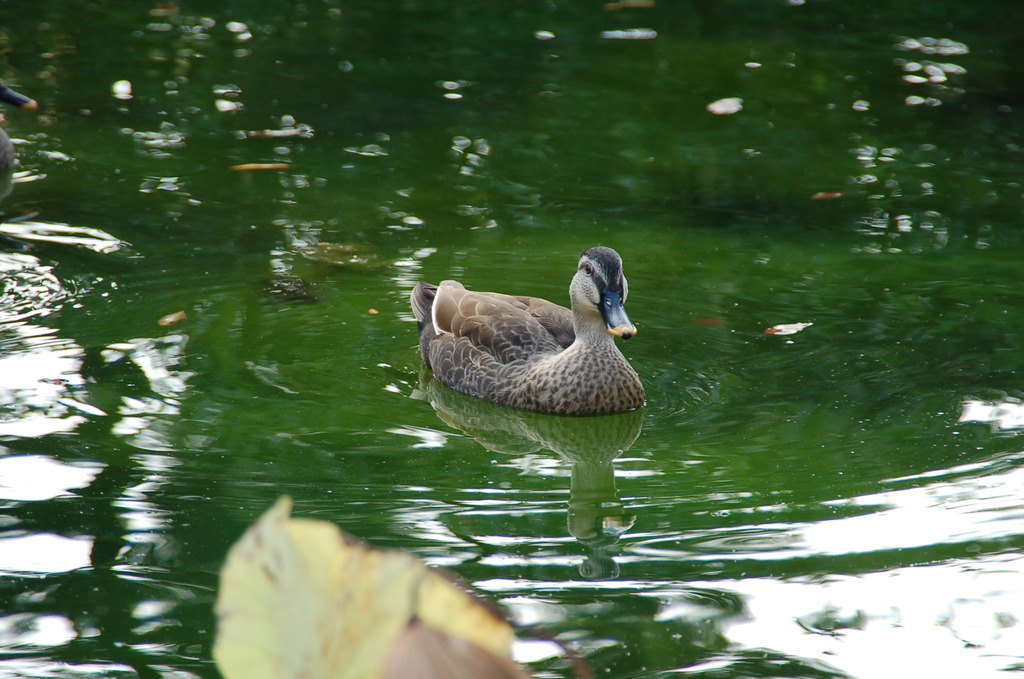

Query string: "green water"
[[2, 1, 1024, 677]]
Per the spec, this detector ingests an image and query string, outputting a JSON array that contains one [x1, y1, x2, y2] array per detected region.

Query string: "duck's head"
[[570, 246, 637, 339], [0, 82, 37, 111]]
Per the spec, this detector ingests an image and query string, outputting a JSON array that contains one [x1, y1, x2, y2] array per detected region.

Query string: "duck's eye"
[[583, 263, 594, 275]]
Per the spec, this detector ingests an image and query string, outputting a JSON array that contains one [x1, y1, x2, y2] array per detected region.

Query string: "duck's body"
[[0, 82, 37, 174], [411, 246, 645, 415]]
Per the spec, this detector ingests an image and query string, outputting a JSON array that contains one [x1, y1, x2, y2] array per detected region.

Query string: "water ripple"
[[0, 253, 67, 323]]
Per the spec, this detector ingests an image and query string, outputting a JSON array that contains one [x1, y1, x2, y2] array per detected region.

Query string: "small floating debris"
[[112, 80, 133, 100], [237, 116, 313, 140], [149, 3, 178, 18], [604, 0, 656, 9], [601, 28, 657, 40], [215, 99, 243, 113], [765, 322, 813, 336], [344, 144, 388, 157], [242, 127, 309, 138], [707, 97, 743, 115], [158, 310, 187, 327], [810, 191, 845, 200], [225, 21, 252, 41], [230, 163, 292, 171], [894, 36, 969, 57], [39, 150, 72, 162]]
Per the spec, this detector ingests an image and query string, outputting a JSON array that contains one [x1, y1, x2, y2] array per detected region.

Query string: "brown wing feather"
[[453, 290, 574, 350], [427, 335, 506, 403], [513, 295, 574, 349], [412, 281, 571, 402], [433, 282, 566, 362]]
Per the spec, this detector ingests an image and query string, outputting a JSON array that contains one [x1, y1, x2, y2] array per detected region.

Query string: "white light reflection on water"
[[0, 613, 76, 648], [804, 457, 1024, 554], [1, 288, 191, 445], [960, 398, 1024, 431], [117, 477, 173, 535], [391, 248, 436, 321], [0, 252, 107, 436], [0, 251, 191, 444], [0, 253, 65, 321], [111, 453, 179, 568], [387, 425, 450, 449], [0, 455, 102, 502], [450, 136, 490, 180], [0, 534, 92, 575], [103, 335, 193, 451], [498, 453, 569, 478], [716, 553, 1024, 678], [0, 337, 89, 438], [482, 555, 1024, 676], [0, 292, 96, 436], [626, 452, 1024, 562], [0, 661, 199, 679], [465, 444, 1024, 675]]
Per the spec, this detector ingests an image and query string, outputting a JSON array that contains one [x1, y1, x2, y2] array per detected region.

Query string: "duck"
[[411, 246, 645, 415], [0, 81, 37, 174]]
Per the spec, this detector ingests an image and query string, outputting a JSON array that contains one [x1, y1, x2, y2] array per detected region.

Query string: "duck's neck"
[[571, 309, 616, 347]]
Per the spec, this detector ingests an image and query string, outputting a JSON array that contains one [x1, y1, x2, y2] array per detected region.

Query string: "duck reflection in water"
[[415, 372, 643, 579]]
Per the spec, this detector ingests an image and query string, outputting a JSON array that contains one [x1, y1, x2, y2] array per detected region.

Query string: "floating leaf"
[[764, 322, 813, 335], [214, 496, 529, 679], [157, 310, 187, 327], [230, 163, 292, 171]]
